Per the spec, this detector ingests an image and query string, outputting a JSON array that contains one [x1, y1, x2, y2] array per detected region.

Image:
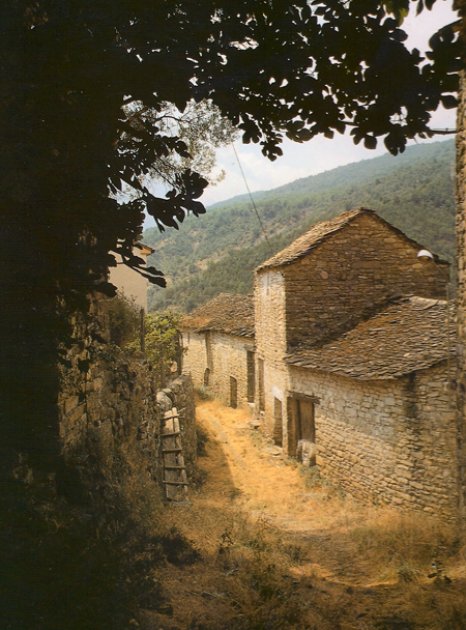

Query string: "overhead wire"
[[230, 142, 273, 251]]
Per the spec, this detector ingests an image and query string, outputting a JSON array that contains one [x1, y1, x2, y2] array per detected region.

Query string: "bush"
[[196, 425, 209, 456], [128, 310, 182, 386], [196, 385, 211, 401], [103, 294, 141, 347]]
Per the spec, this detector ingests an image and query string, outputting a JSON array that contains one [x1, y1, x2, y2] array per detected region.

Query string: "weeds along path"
[[194, 399, 387, 586], [143, 400, 466, 630]]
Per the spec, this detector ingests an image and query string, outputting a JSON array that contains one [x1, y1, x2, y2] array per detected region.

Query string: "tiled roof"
[[286, 296, 454, 379], [181, 293, 255, 338], [257, 207, 447, 271]]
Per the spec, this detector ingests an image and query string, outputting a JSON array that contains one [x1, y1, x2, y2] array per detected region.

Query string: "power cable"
[[231, 142, 272, 251]]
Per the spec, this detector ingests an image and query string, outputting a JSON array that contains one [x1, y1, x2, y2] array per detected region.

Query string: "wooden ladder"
[[160, 407, 189, 501]]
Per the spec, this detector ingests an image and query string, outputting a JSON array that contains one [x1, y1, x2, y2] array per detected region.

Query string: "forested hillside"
[[144, 140, 455, 313]]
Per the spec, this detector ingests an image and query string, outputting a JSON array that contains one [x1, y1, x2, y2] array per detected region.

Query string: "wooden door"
[[273, 397, 283, 446], [298, 399, 315, 442], [287, 396, 316, 461]]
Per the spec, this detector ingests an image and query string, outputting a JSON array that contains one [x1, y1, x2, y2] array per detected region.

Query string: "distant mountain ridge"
[[144, 139, 455, 313]]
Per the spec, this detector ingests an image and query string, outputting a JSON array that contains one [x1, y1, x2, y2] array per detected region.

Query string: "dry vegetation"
[[140, 400, 466, 630]]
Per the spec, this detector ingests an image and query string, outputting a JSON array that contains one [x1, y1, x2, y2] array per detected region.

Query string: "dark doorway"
[[203, 368, 210, 387], [230, 376, 238, 408], [258, 358, 265, 411], [273, 398, 283, 446], [205, 332, 213, 370], [287, 395, 316, 464]]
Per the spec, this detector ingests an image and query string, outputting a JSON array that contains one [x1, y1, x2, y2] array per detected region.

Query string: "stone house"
[[181, 293, 255, 408], [284, 296, 457, 516], [182, 208, 461, 517]]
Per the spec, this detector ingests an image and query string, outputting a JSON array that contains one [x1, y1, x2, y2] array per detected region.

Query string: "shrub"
[[129, 310, 182, 386], [196, 425, 209, 456], [103, 294, 140, 347]]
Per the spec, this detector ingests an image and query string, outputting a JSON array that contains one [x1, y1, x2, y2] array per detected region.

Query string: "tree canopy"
[[1, 0, 461, 299]]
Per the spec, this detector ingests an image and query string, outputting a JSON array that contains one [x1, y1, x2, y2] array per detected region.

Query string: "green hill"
[[144, 139, 455, 312]]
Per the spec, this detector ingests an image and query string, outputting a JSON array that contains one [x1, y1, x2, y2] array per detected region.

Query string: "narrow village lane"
[[143, 400, 466, 630]]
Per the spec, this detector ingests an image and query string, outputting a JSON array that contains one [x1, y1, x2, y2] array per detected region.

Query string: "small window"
[[205, 332, 213, 370], [230, 376, 238, 408], [258, 358, 265, 411], [273, 398, 283, 446], [247, 351, 255, 403]]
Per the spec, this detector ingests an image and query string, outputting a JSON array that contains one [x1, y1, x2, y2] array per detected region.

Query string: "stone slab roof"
[[257, 207, 448, 272], [181, 293, 255, 338], [286, 296, 454, 380]]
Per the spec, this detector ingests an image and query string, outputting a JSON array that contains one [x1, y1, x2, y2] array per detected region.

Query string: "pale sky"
[[145, 2, 457, 224]]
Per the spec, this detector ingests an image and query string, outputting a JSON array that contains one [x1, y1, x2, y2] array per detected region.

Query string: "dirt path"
[[142, 400, 466, 630]]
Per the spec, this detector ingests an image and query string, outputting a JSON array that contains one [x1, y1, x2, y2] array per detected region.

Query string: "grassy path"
[[141, 400, 466, 630]]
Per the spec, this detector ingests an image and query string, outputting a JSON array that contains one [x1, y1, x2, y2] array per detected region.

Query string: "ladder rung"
[[161, 431, 181, 437], [164, 465, 186, 470], [162, 480, 189, 486], [162, 448, 183, 453]]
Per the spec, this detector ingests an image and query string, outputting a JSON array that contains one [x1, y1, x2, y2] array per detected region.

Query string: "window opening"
[[258, 358, 265, 411], [230, 376, 238, 408], [247, 351, 255, 403], [273, 398, 283, 446]]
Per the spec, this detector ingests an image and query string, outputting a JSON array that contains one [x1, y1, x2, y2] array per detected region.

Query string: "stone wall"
[[289, 364, 459, 518], [182, 330, 208, 389], [457, 72, 466, 521], [283, 213, 449, 350], [254, 270, 290, 435], [254, 213, 449, 441], [182, 329, 255, 408], [59, 320, 197, 511]]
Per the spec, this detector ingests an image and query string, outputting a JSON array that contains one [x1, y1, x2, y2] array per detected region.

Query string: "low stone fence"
[[58, 334, 197, 513]]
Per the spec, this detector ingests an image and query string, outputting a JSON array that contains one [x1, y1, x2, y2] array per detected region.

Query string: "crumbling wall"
[[58, 311, 197, 513]]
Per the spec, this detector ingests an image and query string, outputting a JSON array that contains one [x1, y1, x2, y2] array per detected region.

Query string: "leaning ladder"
[[160, 407, 189, 501]]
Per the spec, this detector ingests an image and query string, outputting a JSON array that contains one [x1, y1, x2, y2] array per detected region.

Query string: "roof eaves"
[[256, 207, 449, 273], [256, 208, 368, 272]]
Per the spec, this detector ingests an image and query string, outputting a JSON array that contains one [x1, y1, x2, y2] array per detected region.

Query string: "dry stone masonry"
[[182, 293, 255, 408], [59, 304, 197, 513], [182, 208, 462, 520]]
